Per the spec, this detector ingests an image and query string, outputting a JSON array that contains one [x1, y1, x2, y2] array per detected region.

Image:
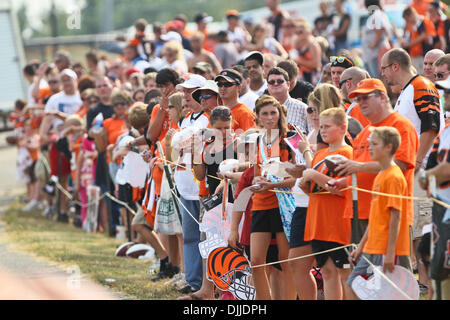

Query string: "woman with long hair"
[[250, 95, 297, 300], [161, 40, 188, 76]]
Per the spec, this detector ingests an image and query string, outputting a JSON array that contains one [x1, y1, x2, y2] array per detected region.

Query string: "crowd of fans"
[[8, 0, 450, 300]]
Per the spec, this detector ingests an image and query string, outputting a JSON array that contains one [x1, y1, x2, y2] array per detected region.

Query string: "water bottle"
[[91, 113, 103, 134]]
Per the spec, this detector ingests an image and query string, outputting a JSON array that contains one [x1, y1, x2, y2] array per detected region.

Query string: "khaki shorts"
[[131, 206, 152, 228], [413, 174, 432, 239]]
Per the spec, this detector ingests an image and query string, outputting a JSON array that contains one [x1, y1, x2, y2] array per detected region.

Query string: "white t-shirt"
[[250, 80, 268, 97], [394, 76, 444, 166], [27, 79, 48, 106], [238, 90, 259, 111], [174, 111, 209, 200], [44, 91, 82, 131], [434, 123, 450, 202]]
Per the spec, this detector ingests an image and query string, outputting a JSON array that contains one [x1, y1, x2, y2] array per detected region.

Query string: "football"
[[125, 243, 153, 259], [114, 241, 135, 257], [6, 135, 18, 145]]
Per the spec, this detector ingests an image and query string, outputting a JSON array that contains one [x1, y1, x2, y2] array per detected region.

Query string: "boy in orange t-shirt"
[[346, 127, 411, 299], [299, 108, 352, 300]]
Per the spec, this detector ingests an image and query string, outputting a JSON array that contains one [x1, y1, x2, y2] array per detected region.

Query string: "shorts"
[[132, 206, 152, 229], [290, 207, 310, 248], [251, 207, 284, 234], [346, 253, 410, 286], [49, 143, 71, 177], [351, 218, 368, 245], [430, 198, 450, 281], [413, 174, 432, 239], [244, 243, 282, 271], [311, 240, 350, 269]]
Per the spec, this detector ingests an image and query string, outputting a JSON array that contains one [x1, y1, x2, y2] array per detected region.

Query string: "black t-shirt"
[[86, 101, 114, 132], [268, 11, 284, 41], [289, 80, 314, 103], [336, 14, 351, 43], [86, 101, 114, 186]]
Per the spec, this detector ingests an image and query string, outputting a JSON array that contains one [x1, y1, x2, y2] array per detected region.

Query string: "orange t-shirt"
[[348, 103, 370, 128], [406, 18, 436, 57], [230, 103, 256, 134], [102, 118, 128, 163], [150, 104, 172, 144], [304, 145, 353, 245], [152, 120, 180, 196], [363, 165, 411, 256], [252, 136, 292, 211], [346, 112, 418, 223]]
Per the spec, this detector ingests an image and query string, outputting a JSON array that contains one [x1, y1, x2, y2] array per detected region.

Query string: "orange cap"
[[226, 10, 239, 18], [348, 78, 387, 100]]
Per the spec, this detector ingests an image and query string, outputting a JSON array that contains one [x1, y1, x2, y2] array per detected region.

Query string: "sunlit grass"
[[0, 202, 181, 300]]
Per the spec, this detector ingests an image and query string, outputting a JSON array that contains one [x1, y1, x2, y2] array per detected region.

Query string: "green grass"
[[0, 201, 181, 300]]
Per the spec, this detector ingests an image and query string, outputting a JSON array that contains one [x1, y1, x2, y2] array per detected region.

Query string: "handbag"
[[155, 171, 182, 234], [259, 135, 296, 240]]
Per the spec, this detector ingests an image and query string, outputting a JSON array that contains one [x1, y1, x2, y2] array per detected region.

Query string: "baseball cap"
[[176, 73, 207, 91], [59, 68, 77, 80], [330, 55, 354, 69], [195, 12, 213, 24], [348, 78, 387, 100], [125, 67, 141, 78], [161, 31, 182, 43], [193, 61, 213, 74], [435, 76, 450, 92], [244, 51, 264, 66], [192, 80, 219, 103], [214, 69, 243, 84], [226, 10, 240, 18]]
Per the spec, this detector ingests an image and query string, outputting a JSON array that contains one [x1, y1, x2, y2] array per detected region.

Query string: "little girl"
[[75, 134, 97, 228]]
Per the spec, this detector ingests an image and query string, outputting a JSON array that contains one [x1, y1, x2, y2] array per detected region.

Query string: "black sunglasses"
[[199, 94, 214, 100], [113, 101, 128, 107], [217, 82, 236, 88], [338, 77, 352, 88], [307, 107, 317, 114], [268, 79, 285, 86], [434, 71, 450, 80]]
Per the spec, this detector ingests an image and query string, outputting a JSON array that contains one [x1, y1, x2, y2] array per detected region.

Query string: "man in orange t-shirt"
[[401, 7, 436, 73], [339, 67, 371, 128], [333, 79, 418, 245], [346, 127, 411, 300], [215, 69, 256, 134]]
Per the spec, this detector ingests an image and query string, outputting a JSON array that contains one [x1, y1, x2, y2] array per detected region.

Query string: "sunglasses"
[[199, 93, 214, 100], [307, 107, 317, 114], [434, 71, 450, 80], [354, 92, 379, 103], [217, 82, 236, 88], [338, 77, 352, 89], [330, 56, 353, 66], [48, 80, 59, 84], [113, 101, 128, 107], [268, 79, 285, 86]]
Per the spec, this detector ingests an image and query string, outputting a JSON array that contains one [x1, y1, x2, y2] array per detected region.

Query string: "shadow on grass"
[[0, 202, 182, 300]]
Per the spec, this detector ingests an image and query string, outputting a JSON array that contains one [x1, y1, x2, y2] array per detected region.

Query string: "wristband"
[[302, 149, 312, 157]]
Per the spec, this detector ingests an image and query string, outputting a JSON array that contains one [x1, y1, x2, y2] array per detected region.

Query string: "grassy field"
[[0, 201, 181, 300]]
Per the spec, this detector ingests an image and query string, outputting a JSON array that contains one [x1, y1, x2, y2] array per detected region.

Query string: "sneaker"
[[151, 259, 178, 282], [164, 272, 185, 286], [23, 199, 39, 212], [418, 282, 428, 294], [57, 213, 69, 223]]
